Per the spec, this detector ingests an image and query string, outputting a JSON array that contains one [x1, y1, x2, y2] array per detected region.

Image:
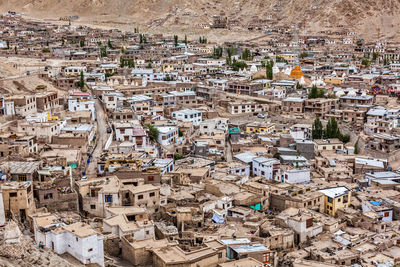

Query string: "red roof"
[[70, 92, 90, 96]]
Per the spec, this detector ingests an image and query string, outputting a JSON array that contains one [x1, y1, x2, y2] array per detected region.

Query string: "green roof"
[[229, 128, 240, 134]]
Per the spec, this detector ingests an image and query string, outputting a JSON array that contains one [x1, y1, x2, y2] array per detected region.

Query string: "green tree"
[[266, 60, 274, 80], [14, 46, 17, 55], [174, 35, 178, 47], [339, 133, 350, 143], [354, 140, 359, 154], [231, 60, 247, 71], [312, 117, 323, 139], [308, 85, 319, 99], [120, 57, 125, 68], [107, 39, 113, 49], [372, 52, 378, 62], [299, 52, 308, 59], [80, 39, 85, 47], [145, 125, 159, 142], [212, 46, 223, 59], [324, 117, 340, 139], [61, 37, 65, 46], [308, 85, 325, 99], [184, 35, 188, 45], [174, 154, 184, 161], [6, 40, 9, 50], [361, 58, 370, 67], [384, 55, 389, 66], [79, 71, 85, 90], [100, 46, 107, 58], [241, 48, 252, 60]]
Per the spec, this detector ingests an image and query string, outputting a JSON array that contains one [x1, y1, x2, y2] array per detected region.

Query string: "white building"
[[199, 118, 229, 135], [171, 109, 203, 126], [202, 196, 233, 218], [64, 66, 87, 77], [152, 158, 174, 175], [277, 208, 323, 244], [290, 124, 312, 140], [103, 91, 124, 110], [33, 218, 104, 267], [156, 126, 179, 146], [252, 157, 280, 181], [68, 92, 96, 120], [103, 207, 155, 239], [114, 122, 148, 149], [281, 169, 310, 184]]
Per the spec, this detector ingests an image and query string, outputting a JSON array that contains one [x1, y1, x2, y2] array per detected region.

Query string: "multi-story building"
[[304, 98, 338, 117], [318, 186, 351, 216], [68, 92, 96, 120], [171, 109, 203, 126], [252, 157, 280, 181], [1, 181, 35, 222], [33, 218, 104, 267], [282, 97, 304, 114], [226, 81, 263, 95], [114, 122, 148, 149], [228, 102, 265, 115], [35, 92, 60, 112], [155, 126, 179, 146], [5, 95, 37, 117]]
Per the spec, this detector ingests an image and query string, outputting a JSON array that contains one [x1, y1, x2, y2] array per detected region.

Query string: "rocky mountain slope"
[[0, 0, 399, 41]]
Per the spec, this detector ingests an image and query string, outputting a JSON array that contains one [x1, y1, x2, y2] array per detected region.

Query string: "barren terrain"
[[0, 0, 399, 42]]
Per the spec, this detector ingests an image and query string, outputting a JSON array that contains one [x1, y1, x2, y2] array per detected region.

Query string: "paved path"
[[86, 98, 108, 178]]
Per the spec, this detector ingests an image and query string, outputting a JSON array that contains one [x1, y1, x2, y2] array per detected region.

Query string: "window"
[[327, 197, 333, 204], [138, 195, 144, 200], [384, 211, 390, 217], [306, 218, 313, 228], [148, 176, 154, 182], [88, 248, 93, 252], [149, 192, 155, 197], [343, 194, 349, 203], [90, 204, 96, 209], [9, 192, 17, 197], [338, 198, 341, 202], [105, 195, 113, 203], [44, 193, 53, 199], [218, 252, 222, 259], [146, 230, 150, 235]]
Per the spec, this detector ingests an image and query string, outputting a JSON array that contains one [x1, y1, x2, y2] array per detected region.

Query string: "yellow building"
[[318, 186, 351, 216], [162, 64, 174, 72], [246, 122, 275, 134], [324, 76, 344, 85]]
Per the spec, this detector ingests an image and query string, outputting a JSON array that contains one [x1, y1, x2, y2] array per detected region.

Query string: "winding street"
[[86, 98, 108, 178]]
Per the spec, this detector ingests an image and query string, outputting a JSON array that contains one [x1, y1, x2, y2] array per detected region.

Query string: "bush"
[[35, 85, 47, 90], [174, 154, 184, 161], [144, 124, 159, 142]]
